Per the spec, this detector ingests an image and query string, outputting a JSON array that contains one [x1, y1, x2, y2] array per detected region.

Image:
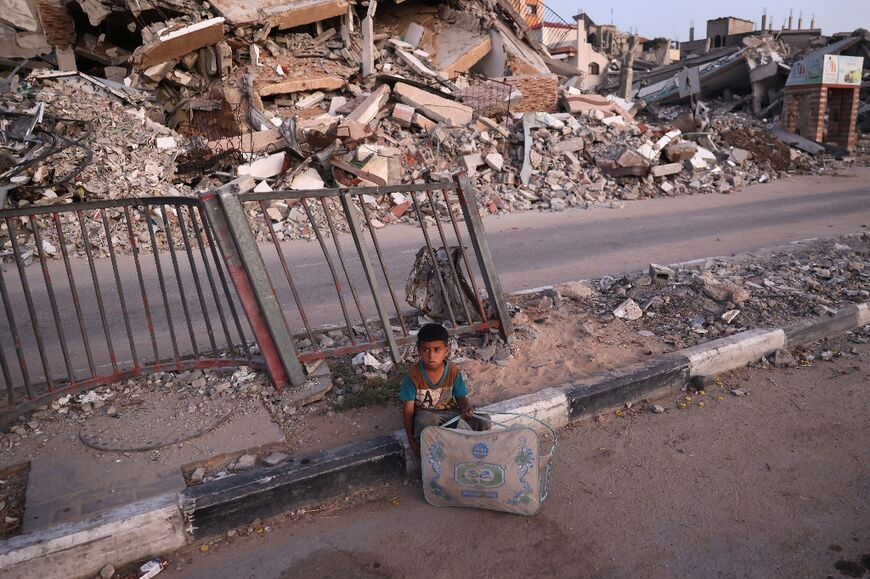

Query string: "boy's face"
[[418, 339, 449, 371]]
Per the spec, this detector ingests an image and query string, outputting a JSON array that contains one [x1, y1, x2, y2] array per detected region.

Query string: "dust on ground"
[[0, 233, 867, 511], [157, 333, 870, 579]]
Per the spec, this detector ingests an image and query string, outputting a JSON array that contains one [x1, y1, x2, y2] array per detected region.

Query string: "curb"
[[0, 493, 184, 579], [2, 301, 867, 577]]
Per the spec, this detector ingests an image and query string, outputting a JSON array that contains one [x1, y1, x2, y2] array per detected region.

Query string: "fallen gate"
[[0, 173, 513, 417]]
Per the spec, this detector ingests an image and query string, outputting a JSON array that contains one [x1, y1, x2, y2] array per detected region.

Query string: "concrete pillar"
[[689, 26, 694, 41], [761, 12, 767, 31], [787, 10, 793, 30], [361, 15, 374, 77]]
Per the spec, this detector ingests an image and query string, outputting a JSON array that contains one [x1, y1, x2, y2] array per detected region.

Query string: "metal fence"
[[0, 175, 512, 417], [234, 175, 511, 365], [0, 198, 253, 416]]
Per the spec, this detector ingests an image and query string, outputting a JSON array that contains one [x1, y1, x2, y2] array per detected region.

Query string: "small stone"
[[651, 405, 665, 414], [613, 298, 642, 321], [555, 281, 595, 300], [100, 564, 115, 578], [773, 350, 797, 368], [731, 388, 748, 397], [106, 405, 118, 417], [263, 452, 290, 467], [190, 467, 206, 483], [820, 350, 834, 361], [230, 454, 257, 471]]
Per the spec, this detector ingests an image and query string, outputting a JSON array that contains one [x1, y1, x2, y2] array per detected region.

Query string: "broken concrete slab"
[[290, 168, 325, 190], [257, 75, 344, 96], [394, 82, 472, 127], [209, 0, 348, 29], [238, 152, 286, 179], [134, 17, 225, 69], [650, 163, 682, 177], [461, 153, 484, 174], [433, 30, 492, 78], [484, 152, 504, 171], [346, 84, 390, 125], [394, 49, 436, 78], [296, 91, 326, 109], [404, 22, 425, 48]]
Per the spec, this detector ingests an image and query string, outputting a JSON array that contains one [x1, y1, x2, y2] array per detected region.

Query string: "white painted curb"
[[0, 493, 185, 579], [681, 329, 786, 377]]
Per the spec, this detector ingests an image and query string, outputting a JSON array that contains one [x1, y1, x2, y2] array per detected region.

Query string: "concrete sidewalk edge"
[[1, 301, 867, 577]]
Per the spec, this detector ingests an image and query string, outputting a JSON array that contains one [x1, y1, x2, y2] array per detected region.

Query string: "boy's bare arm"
[[402, 401, 419, 457], [456, 396, 475, 419]]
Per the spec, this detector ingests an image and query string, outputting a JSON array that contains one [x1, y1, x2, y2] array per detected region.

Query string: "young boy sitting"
[[400, 323, 488, 457]]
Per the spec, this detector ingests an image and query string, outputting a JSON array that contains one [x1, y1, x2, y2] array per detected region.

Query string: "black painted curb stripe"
[[179, 435, 405, 539], [563, 355, 691, 420], [782, 305, 861, 349]]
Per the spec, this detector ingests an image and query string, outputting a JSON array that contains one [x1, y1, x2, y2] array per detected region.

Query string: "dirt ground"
[[1, 232, 867, 519], [156, 334, 870, 579]]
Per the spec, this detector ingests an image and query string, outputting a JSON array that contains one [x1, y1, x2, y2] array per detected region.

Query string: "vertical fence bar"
[[55, 213, 96, 376], [31, 215, 75, 384], [358, 198, 408, 336], [319, 197, 373, 342], [146, 206, 181, 366], [197, 204, 251, 361], [453, 173, 514, 341], [0, 262, 31, 399], [409, 191, 458, 328], [0, 325, 13, 406], [162, 204, 200, 358], [187, 205, 236, 356], [177, 205, 218, 357], [78, 210, 119, 375], [441, 187, 489, 322], [256, 200, 317, 349], [8, 217, 55, 390], [339, 193, 400, 362], [301, 197, 357, 345], [425, 189, 475, 324], [101, 209, 139, 369], [124, 206, 161, 367]]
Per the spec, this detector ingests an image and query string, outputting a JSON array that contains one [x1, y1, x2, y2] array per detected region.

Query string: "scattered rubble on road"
[[2, 233, 865, 471]]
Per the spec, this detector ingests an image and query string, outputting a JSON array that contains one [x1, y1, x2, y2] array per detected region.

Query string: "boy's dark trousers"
[[413, 409, 490, 443]]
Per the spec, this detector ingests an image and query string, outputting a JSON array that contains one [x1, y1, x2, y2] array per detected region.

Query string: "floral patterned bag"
[[420, 412, 556, 516]]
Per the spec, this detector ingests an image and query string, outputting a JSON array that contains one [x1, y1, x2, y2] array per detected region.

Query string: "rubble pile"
[[0, 0, 867, 258], [507, 233, 869, 351]]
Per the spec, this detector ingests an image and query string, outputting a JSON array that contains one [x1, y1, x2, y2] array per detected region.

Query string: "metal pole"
[[452, 173, 514, 342], [199, 186, 290, 390], [211, 180, 307, 387], [339, 192, 400, 363]]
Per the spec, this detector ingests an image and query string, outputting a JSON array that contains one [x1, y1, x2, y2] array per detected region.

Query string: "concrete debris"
[[613, 298, 643, 320], [579, 233, 870, 350], [0, 0, 865, 257]]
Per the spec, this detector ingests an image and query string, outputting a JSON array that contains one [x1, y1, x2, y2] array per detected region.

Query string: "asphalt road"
[[160, 338, 870, 579], [1, 168, 869, 391]]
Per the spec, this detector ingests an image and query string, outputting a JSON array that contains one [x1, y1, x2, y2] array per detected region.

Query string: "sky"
[[546, 0, 870, 41]]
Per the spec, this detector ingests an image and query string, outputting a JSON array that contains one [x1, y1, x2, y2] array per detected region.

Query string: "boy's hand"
[[460, 405, 476, 420]]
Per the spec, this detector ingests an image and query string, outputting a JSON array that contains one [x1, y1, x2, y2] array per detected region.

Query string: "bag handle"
[[440, 411, 557, 459]]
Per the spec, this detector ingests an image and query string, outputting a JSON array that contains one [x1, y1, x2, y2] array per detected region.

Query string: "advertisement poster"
[[787, 54, 864, 86]]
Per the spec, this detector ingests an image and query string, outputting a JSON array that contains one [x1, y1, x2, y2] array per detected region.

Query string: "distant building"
[[680, 13, 822, 60]]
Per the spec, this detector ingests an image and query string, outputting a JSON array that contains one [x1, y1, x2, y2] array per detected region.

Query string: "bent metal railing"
[[0, 174, 512, 416], [0, 197, 255, 416]]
